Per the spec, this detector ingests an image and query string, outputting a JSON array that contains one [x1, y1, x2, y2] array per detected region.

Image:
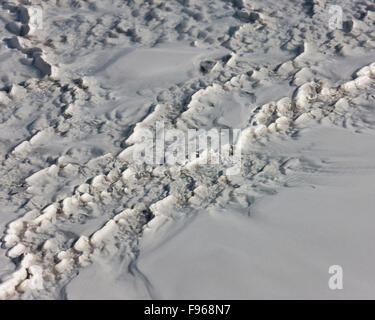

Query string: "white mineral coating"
[[275, 116, 290, 130], [74, 236, 91, 253], [340, 80, 357, 93], [33, 203, 59, 224], [150, 195, 177, 217], [0, 91, 11, 105], [7, 243, 26, 258], [276, 97, 293, 117], [295, 82, 318, 110], [90, 220, 118, 247], [20, 253, 35, 268], [354, 75, 373, 89], [7, 219, 24, 234], [3, 234, 20, 249], [295, 112, 314, 124], [91, 175, 108, 190], [113, 209, 133, 222], [12, 141, 31, 155], [29, 130, 48, 145], [42, 239, 58, 252], [334, 98, 350, 113], [80, 193, 94, 203], [54, 258, 73, 273], [62, 197, 75, 217], [77, 184, 90, 194], [254, 124, 268, 136]]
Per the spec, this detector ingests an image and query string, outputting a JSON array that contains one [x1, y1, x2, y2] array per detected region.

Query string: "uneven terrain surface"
[[0, 0, 375, 299]]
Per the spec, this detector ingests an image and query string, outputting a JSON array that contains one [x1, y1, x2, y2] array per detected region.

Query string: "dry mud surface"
[[0, 0, 375, 299]]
